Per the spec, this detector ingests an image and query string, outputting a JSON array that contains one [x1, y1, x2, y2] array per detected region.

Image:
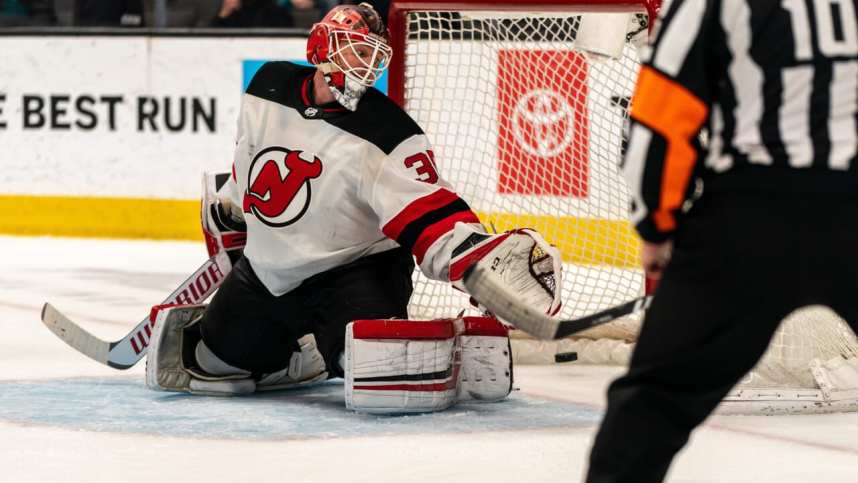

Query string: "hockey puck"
[[554, 351, 578, 363]]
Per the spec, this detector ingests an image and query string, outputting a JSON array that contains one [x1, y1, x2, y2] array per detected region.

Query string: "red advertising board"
[[497, 50, 590, 197]]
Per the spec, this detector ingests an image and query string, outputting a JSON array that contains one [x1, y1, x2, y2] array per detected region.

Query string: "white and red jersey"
[[221, 62, 483, 296]]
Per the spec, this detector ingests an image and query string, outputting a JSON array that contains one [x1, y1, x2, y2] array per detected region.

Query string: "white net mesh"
[[402, 9, 646, 334], [395, 3, 858, 413], [723, 306, 858, 414], [744, 307, 858, 389]]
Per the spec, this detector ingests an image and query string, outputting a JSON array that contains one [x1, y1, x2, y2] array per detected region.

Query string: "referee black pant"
[[586, 193, 858, 483]]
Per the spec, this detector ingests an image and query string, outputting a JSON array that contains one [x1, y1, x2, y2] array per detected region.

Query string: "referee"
[[586, 0, 858, 481]]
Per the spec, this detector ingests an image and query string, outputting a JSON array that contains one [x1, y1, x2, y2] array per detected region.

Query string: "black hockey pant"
[[586, 193, 858, 483], [200, 247, 414, 377]]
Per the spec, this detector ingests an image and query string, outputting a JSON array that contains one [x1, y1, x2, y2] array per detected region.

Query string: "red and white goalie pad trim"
[[344, 317, 512, 414]]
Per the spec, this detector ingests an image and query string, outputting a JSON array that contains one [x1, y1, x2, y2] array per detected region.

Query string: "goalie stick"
[[463, 265, 652, 340], [40, 251, 231, 369]]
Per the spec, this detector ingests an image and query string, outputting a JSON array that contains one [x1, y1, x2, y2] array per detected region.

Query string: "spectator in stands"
[[211, 0, 293, 27], [345, 0, 385, 24], [0, 0, 55, 26], [282, 0, 343, 27], [283, 0, 321, 28], [76, 0, 144, 27], [143, 0, 221, 27]]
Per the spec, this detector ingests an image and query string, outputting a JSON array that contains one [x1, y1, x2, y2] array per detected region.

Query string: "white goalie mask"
[[306, 4, 393, 111]]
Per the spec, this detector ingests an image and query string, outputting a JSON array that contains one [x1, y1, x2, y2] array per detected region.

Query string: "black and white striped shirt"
[[624, 0, 858, 242]]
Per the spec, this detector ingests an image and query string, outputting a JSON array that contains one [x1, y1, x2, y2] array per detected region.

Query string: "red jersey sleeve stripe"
[[382, 188, 461, 241], [412, 210, 481, 265]]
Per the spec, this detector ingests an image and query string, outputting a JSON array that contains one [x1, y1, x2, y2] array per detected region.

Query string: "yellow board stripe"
[[0, 195, 640, 268], [476, 211, 640, 268], [0, 195, 203, 241]]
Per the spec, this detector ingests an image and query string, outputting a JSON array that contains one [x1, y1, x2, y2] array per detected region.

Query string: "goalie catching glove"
[[449, 227, 563, 317]]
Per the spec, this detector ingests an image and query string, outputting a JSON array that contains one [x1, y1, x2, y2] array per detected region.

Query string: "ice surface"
[[1, 235, 858, 483], [0, 378, 600, 439]]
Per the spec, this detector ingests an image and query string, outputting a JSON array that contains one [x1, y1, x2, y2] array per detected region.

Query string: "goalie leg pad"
[[345, 319, 460, 414], [345, 317, 514, 413], [145, 305, 256, 396], [458, 317, 513, 402]]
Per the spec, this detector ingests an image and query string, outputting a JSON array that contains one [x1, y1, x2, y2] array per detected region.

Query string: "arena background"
[[0, 32, 393, 240], [0, 31, 637, 270]]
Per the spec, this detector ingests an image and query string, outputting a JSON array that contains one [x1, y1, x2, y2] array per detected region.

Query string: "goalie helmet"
[[306, 3, 392, 111]]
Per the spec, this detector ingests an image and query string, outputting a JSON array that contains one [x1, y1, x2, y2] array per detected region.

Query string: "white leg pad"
[[146, 304, 206, 392], [146, 304, 255, 396], [458, 317, 513, 402], [345, 319, 460, 414], [345, 317, 513, 413]]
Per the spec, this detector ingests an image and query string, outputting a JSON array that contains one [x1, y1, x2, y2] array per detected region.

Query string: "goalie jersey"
[[220, 62, 483, 296]]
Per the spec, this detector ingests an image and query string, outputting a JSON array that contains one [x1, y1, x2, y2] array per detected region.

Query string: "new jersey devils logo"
[[243, 147, 323, 227]]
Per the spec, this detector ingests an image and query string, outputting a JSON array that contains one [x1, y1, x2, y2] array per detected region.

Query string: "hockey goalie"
[[145, 3, 562, 413]]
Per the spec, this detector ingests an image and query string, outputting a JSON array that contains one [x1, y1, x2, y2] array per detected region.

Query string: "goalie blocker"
[[345, 316, 514, 413]]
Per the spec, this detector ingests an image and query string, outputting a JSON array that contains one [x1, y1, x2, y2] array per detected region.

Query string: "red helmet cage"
[[306, 5, 389, 66]]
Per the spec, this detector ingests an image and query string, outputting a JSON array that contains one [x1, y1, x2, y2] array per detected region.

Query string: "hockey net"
[[388, 0, 858, 414]]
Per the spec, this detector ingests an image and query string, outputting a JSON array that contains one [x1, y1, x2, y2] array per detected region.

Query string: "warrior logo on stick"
[[243, 147, 323, 227]]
